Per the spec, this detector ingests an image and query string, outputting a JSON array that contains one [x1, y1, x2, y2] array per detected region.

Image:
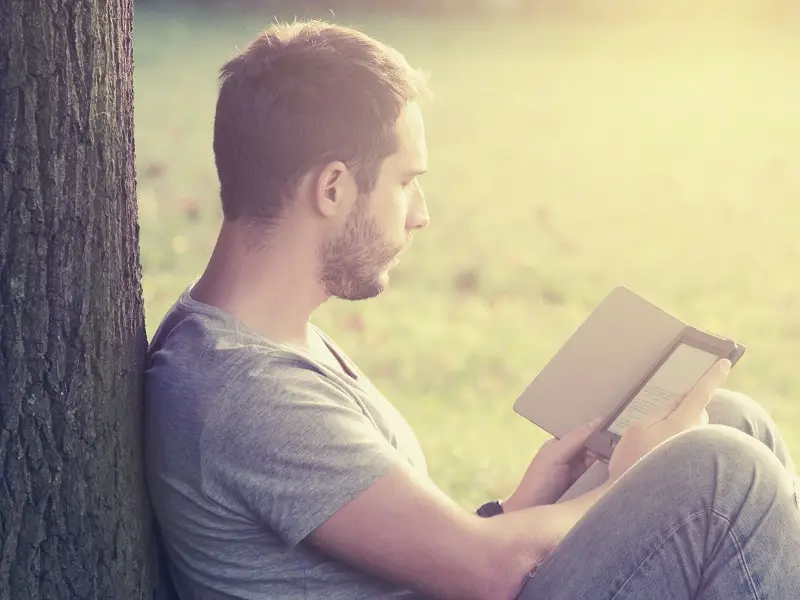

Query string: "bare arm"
[[309, 461, 612, 600]]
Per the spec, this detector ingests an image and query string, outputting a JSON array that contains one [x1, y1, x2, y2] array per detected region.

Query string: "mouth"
[[385, 236, 412, 268], [388, 245, 407, 267]]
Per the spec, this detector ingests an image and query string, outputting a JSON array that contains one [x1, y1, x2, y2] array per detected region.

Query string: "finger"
[[549, 417, 602, 460], [669, 359, 731, 428], [569, 455, 594, 482], [583, 452, 598, 469], [586, 449, 604, 462]]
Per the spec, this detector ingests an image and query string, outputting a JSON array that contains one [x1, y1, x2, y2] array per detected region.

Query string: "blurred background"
[[134, 0, 800, 507]]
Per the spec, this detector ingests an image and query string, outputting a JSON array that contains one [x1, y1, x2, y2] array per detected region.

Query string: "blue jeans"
[[518, 390, 800, 600]]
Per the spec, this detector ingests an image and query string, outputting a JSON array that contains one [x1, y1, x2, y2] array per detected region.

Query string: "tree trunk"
[[0, 0, 164, 598]]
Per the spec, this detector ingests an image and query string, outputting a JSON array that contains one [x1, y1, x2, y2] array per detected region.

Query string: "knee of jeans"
[[648, 426, 799, 529], [706, 389, 789, 461], [707, 389, 768, 429], [659, 425, 788, 491]]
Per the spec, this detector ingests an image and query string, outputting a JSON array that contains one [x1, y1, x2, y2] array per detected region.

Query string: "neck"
[[190, 219, 328, 348]]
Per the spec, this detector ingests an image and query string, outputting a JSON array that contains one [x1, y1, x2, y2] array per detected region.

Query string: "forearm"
[[309, 460, 613, 600], [371, 480, 612, 600], [311, 465, 550, 600], [478, 481, 614, 598]]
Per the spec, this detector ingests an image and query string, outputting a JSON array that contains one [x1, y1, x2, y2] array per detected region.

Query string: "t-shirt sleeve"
[[200, 359, 401, 548]]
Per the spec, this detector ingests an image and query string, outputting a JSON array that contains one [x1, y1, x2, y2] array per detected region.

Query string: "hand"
[[504, 417, 603, 510], [608, 358, 731, 482]]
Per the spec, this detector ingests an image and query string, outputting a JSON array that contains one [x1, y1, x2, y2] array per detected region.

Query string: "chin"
[[338, 286, 384, 302], [330, 274, 387, 301], [356, 270, 394, 301], [325, 254, 399, 301]]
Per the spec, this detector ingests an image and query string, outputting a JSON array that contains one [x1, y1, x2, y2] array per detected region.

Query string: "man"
[[143, 20, 800, 600]]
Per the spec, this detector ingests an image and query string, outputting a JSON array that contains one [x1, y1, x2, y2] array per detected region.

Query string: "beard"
[[319, 196, 405, 301]]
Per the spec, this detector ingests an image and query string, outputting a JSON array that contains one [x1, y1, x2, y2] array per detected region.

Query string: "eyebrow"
[[402, 168, 427, 179]]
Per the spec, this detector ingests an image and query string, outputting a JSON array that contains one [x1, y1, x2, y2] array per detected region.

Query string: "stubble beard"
[[319, 196, 405, 301]]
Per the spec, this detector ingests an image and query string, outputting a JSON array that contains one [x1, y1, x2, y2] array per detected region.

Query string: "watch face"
[[477, 500, 504, 518]]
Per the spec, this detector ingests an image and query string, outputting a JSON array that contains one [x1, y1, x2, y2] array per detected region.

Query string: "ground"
[[134, 8, 800, 508]]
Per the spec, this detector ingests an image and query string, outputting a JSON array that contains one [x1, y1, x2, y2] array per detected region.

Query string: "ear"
[[314, 160, 357, 218]]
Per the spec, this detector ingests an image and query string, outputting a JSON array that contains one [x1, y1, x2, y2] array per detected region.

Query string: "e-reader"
[[584, 326, 746, 461]]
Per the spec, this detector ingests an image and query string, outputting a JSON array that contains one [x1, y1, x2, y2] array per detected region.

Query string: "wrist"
[[504, 483, 558, 511], [501, 490, 537, 512]]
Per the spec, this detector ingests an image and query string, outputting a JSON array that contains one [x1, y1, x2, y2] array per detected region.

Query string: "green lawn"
[[134, 8, 800, 508]]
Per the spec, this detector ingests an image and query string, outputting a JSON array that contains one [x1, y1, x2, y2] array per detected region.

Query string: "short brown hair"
[[213, 20, 429, 225]]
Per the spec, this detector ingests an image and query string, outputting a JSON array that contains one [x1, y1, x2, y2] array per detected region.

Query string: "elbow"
[[471, 548, 536, 600], [457, 515, 550, 600]]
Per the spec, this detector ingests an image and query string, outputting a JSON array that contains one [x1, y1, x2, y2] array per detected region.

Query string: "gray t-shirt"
[[144, 286, 429, 599]]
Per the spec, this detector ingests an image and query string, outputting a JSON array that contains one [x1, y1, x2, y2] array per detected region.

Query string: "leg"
[[707, 389, 798, 508], [518, 426, 800, 600], [707, 389, 796, 477]]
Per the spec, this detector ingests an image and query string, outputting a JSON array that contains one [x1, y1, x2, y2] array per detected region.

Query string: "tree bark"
[[0, 0, 162, 598]]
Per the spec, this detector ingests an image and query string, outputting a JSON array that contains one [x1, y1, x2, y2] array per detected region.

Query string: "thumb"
[[634, 394, 683, 430]]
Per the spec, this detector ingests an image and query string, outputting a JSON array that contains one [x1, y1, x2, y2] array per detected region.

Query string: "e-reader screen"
[[605, 343, 720, 437]]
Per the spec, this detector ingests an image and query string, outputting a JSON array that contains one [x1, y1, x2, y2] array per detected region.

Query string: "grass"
[[134, 7, 800, 509]]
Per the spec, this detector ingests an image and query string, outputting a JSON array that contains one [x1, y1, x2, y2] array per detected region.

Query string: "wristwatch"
[[476, 499, 504, 518]]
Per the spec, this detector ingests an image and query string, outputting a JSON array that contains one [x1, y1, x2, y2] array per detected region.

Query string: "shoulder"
[[145, 302, 314, 387], [144, 303, 344, 434]]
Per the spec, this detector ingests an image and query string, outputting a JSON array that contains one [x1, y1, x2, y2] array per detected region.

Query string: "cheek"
[[365, 185, 411, 245], [397, 191, 410, 223], [395, 192, 416, 241], [373, 189, 407, 236]]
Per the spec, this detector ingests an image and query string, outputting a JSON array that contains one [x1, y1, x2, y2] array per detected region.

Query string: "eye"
[[402, 178, 416, 189]]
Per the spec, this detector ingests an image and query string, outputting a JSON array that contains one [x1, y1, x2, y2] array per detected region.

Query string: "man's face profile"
[[319, 101, 429, 301]]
